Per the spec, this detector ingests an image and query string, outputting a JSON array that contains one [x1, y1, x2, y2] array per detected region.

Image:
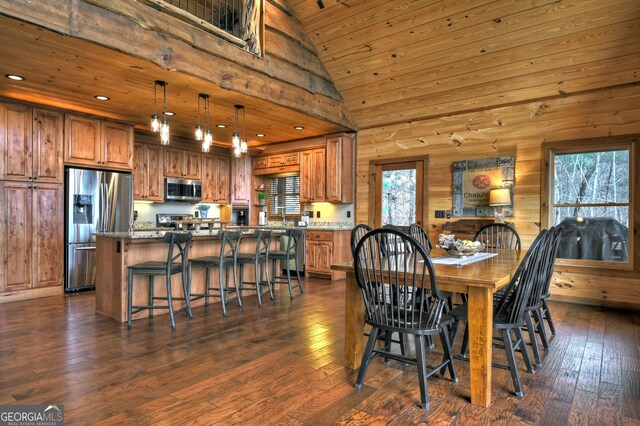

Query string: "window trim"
[[541, 136, 636, 270]]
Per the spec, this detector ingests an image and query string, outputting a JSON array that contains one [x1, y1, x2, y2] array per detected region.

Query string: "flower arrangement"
[[196, 204, 210, 219]]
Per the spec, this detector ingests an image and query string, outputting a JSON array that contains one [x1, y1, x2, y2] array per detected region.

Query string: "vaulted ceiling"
[[288, 0, 640, 130]]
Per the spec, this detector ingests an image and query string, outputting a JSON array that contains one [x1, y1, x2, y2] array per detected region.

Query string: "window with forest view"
[[550, 145, 632, 265]]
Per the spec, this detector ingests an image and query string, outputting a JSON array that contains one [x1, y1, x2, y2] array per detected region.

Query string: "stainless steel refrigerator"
[[65, 167, 133, 291]]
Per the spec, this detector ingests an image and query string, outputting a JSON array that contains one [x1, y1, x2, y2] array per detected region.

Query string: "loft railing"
[[166, 0, 243, 39], [141, 0, 262, 55]]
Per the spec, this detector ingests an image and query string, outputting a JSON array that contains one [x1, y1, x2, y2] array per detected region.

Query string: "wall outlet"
[[435, 210, 445, 218], [446, 210, 452, 219], [347, 210, 351, 218], [316, 211, 321, 218]]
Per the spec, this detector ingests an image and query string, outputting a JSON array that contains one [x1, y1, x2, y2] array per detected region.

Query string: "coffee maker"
[[232, 207, 248, 226]]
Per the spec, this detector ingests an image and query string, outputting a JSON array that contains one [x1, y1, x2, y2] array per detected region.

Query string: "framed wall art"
[[452, 156, 515, 217]]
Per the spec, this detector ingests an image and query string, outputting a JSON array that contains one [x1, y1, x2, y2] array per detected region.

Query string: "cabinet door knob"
[[33, 177, 38, 180]]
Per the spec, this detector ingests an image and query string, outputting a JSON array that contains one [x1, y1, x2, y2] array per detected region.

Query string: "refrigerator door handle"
[[74, 246, 97, 251]]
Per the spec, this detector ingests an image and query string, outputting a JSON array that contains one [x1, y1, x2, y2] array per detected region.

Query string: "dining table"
[[331, 248, 525, 408]]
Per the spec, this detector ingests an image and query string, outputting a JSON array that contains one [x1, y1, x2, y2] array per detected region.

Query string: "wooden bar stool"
[[269, 229, 304, 299], [188, 231, 243, 316], [236, 230, 274, 307], [127, 232, 193, 329]]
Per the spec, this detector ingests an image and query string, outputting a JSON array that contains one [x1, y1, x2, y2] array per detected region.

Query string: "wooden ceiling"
[[288, 0, 640, 130], [0, 8, 348, 149]]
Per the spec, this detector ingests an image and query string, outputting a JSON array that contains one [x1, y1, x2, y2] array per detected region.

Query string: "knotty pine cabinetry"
[[202, 154, 230, 203], [300, 148, 326, 203], [325, 136, 353, 203], [64, 114, 133, 170], [133, 143, 163, 201], [0, 103, 63, 183], [231, 155, 251, 204], [252, 152, 300, 175], [305, 230, 350, 280], [164, 147, 201, 179], [0, 181, 63, 294]]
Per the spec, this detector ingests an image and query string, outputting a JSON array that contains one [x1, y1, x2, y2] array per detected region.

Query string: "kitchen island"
[[95, 229, 287, 323]]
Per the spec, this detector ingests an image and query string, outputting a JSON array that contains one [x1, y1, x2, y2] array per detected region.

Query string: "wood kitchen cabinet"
[[0, 181, 63, 293], [64, 114, 133, 171], [253, 152, 300, 175], [305, 230, 350, 280], [164, 147, 201, 179], [300, 148, 326, 203], [133, 143, 163, 201], [202, 154, 230, 203], [0, 103, 63, 183], [231, 155, 251, 204], [326, 135, 354, 203]]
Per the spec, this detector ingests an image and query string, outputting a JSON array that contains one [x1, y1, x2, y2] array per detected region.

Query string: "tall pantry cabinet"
[[0, 102, 64, 299]]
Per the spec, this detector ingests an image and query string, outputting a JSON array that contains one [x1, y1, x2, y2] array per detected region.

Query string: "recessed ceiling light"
[[165, 111, 175, 116], [94, 95, 110, 101], [294, 126, 304, 130], [5, 74, 25, 81], [256, 133, 265, 137], [216, 124, 227, 128]]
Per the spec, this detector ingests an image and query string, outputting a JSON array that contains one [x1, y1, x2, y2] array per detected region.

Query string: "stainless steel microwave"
[[165, 178, 202, 201]]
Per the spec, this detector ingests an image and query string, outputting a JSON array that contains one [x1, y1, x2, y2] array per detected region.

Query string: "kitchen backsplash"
[[302, 203, 354, 224]]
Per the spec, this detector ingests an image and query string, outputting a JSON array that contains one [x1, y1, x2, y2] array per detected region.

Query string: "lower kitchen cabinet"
[[0, 181, 63, 296], [305, 230, 350, 280]]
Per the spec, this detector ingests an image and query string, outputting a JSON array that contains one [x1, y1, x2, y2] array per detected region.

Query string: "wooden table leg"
[[467, 286, 494, 407], [344, 271, 365, 369]]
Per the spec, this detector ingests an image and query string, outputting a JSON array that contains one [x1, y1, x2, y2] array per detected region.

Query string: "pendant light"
[[232, 104, 242, 153], [151, 80, 169, 145], [195, 94, 206, 141], [240, 106, 248, 155], [150, 81, 162, 132], [202, 94, 213, 153]]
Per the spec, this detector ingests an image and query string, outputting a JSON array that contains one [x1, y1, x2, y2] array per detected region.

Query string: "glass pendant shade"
[[160, 119, 170, 145], [232, 132, 240, 148], [241, 138, 248, 154], [151, 114, 160, 132], [195, 124, 203, 141], [233, 145, 242, 158]]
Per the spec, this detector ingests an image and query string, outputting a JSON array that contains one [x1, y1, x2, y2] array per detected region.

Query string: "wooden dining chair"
[[474, 223, 521, 250], [448, 230, 547, 398], [353, 229, 457, 409]]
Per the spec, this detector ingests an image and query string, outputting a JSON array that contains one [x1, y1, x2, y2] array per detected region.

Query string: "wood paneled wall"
[[355, 85, 640, 309]]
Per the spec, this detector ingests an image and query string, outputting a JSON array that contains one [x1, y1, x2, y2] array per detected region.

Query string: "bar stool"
[[269, 229, 304, 299], [188, 231, 243, 316], [236, 230, 274, 307], [127, 232, 193, 329]]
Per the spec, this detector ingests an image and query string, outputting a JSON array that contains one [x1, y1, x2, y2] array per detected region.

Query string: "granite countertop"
[[132, 221, 354, 233], [97, 222, 353, 239], [95, 228, 290, 239]]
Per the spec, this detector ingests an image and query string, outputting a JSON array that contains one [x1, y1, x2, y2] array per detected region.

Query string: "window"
[[269, 174, 300, 219], [544, 138, 634, 269]]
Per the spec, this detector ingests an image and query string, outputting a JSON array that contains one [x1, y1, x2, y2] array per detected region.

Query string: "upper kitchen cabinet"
[[101, 121, 134, 170], [0, 103, 63, 183], [164, 148, 201, 180], [326, 135, 354, 203], [202, 154, 230, 203], [133, 143, 163, 202], [64, 114, 133, 171], [231, 155, 251, 204], [300, 148, 326, 203], [253, 152, 300, 175]]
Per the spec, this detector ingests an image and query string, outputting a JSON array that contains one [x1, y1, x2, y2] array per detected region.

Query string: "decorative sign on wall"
[[453, 156, 515, 217]]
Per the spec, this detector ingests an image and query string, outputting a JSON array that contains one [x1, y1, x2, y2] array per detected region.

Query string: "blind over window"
[[269, 175, 300, 217]]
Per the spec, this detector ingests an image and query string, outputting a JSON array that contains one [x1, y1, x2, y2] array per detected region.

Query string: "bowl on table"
[[437, 234, 485, 257]]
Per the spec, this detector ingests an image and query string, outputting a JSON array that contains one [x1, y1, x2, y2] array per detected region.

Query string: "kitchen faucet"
[[280, 207, 287, 226]]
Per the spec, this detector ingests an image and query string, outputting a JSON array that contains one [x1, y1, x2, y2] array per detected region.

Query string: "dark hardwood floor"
[[0, 278, 638, 425]]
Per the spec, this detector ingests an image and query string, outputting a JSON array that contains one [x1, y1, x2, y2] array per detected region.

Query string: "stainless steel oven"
[[165, 178, 202, 201]]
